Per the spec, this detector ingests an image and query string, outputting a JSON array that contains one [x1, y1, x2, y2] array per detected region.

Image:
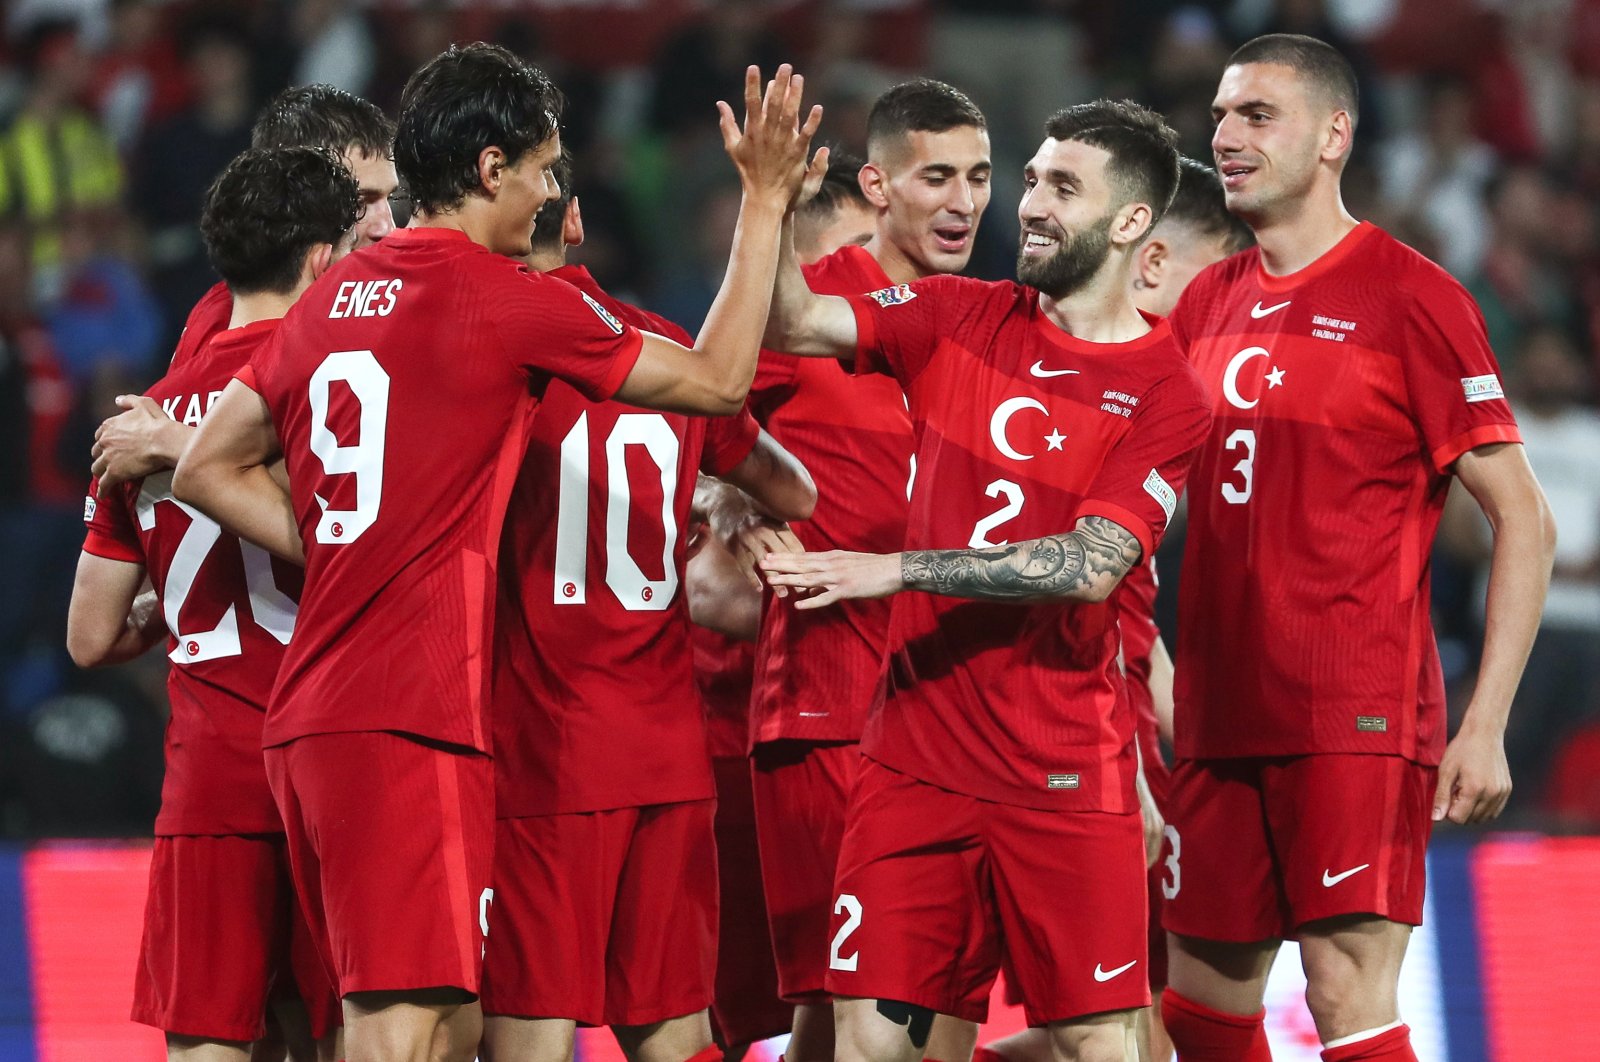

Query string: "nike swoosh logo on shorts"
[[1029, 360, 1081, 378], [1250, 299, 1292, 318], [1322, 863, 1371, 887], [1093, 960, 1138, 982]]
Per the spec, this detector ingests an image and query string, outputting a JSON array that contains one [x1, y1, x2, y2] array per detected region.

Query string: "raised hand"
[[717, 64, 824, 210]]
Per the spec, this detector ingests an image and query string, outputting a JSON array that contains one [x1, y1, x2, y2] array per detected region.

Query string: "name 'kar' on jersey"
[[1168, 222, 1521, 764], [493, 265, 759, 816], [847, 275, 1211, 812], [83, 319, 301, 836], [245, 229, 642, 752]]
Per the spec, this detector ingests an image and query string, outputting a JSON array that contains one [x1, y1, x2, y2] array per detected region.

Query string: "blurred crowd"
[[0, 0, 1596, 837]]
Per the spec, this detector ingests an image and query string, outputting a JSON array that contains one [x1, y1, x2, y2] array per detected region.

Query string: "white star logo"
[[1044, 428, 1066, 451], [1265, 365, 1286, 389]]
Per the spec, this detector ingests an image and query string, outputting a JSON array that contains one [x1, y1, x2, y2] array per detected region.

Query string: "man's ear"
[[1135, 235, 1167, 291], [564, 196, 585, 248], [1110, 201, 1154, 248], [307, 242, 335, 281], [859, 162, 890, 211], [478, 146, 507, 195]]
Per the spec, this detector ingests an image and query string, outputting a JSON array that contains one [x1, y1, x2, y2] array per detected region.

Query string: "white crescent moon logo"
[[1222, 346, 1270, 410], [989, 397, 1049, 461]]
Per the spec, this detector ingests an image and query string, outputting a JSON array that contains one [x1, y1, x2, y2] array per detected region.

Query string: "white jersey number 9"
[[308, 349, 390, 544]]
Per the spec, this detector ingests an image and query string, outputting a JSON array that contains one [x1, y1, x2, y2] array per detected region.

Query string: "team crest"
[[866, 284, 917, 308], [582, 292, 625, 335]]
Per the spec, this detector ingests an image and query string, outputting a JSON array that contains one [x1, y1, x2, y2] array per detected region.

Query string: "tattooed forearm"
[[899, 516, 1143, 603]]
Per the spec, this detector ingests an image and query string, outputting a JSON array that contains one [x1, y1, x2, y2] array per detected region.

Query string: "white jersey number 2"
[[554, 411, 681, 611]]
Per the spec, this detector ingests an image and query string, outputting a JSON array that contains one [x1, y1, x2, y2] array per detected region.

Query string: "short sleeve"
[[81, 479, 145, 564], [1075, 367, 1213, 560], [486, 266, 644, 402], [1400, 276, 1521, 473], [846, 275, 969, 386], [701, 404, 761, 476]]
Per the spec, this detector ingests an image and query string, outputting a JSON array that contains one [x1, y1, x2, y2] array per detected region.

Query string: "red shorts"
[[481, 800, 718, 1026], [750, 739, 861, 1003], [132, 834, 339, 1042], [823, 759, 1150, 1026], [711, 756, 793, 1047], [1160, 754, 1436, 942], [266, 732, 494, 997]]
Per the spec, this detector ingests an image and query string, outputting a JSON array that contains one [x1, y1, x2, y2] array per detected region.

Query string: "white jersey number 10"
[[554, 411, 681, 612]]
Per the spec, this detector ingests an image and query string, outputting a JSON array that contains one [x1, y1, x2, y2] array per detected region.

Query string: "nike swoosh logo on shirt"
[[1322, 863, 1371, 887], [1029, 360, 1081, 378], [1250, 299, 1292, 318], [1093, 960, 1138, 982]]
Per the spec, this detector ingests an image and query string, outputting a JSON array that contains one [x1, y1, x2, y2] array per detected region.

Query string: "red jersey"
[[171, 281, 232, 369], [1114, 558, 1169, 801], [749, 245, 911, 747], [849, 276, 1211, 812], [694, 627, 756, 761], [1169, 222, 1521, 764], [82, 320, 302, 836], [245, 228, 643, 752], [493, 265, 758, 816]]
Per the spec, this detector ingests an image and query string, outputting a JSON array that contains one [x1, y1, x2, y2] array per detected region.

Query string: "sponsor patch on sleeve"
[[866, 284, 917, 308], [1461, 374, 1505, 403], [83, 495, 97, 522], [1142, 468, 1177, 520], [581, 291, 625, 335]]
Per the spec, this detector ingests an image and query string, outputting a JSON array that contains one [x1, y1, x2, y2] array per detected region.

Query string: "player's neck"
[[864, 235, 925, 287], [1037, 270, 1151, 344], [1250, 187, 1360, 277], [228, 291, 296, 329], [524, 249, 566, 273]]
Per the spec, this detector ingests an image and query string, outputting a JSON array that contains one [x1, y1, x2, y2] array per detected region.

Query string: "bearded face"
[[1015, 206, 1117, 297]]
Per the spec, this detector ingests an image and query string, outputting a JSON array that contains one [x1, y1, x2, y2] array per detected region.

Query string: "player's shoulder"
[[549, 265, 691, 345], [803, 243, 889, 294], [1360, 225, 1477, 307]]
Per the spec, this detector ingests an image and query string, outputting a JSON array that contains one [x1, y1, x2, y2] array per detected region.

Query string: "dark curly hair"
[[251, 84, 394, 158], [395, 42, 565, 216], [201, 147, 359, 295], [1044, 99, 1181, 228]]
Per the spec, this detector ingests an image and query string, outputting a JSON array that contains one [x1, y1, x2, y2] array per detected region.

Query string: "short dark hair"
[[1044, 99, 1181, 227], [867, 78, 985, 158], [395, 42, 565, 215], [529, 148, 575, 254], [251, 84, 395, 159], [1162, 157, 1254, 254], [797, 149, 869, 225], [201, 147, 359, 295], [1228, 33, 1359, 128]]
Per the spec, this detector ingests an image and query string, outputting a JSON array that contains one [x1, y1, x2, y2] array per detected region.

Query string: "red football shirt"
[[82, 319, 302, 836], [849, 276, 1211, 811], [245, 227, 643, 752], [171, 281, 232, 369], [493, 265, 758, 816], [1169, 222, 1521, 764], [694, 627, 756, 761], [748, 245, 911, 747], [1114, 558, 1169, 802]]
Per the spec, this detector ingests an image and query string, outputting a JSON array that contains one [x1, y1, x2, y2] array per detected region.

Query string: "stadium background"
[[0, 0, 1595, 1058]]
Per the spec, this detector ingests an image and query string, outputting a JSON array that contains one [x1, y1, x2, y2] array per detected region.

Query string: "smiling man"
[[740, 78, 993, 1062], [758, 100, 1210, 1062], [1159, 34, 1554, 1062]]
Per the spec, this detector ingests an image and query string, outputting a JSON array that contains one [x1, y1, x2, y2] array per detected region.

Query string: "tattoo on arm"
[[899, 516, 1142, 602]]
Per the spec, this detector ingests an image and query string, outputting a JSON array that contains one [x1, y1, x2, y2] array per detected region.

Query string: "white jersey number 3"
[[308, 349, 390, 544], [1221, 428, 1255, 505]]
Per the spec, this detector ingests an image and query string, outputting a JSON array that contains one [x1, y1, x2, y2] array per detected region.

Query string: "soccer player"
[[178, 84, 400, 360], [759, 100, 1210, 1062], [791, 150, 875, 263], [1158, 35, 1554, 1062], [170, 47, 820, 1062], [975, 157, 1252, 1062], [742, 80, 992, 1062], [481, 155, 816, 1062], [67, 146, 356, 1062], [91, 84, 399, 485]]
